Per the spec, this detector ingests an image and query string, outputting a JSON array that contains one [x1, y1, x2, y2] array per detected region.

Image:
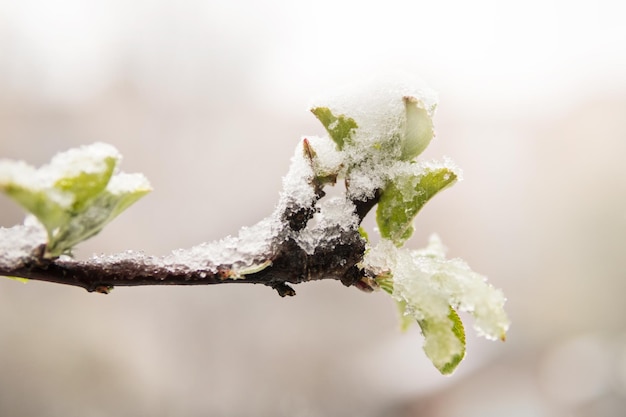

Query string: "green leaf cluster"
[[0, 144, 151, 257], [310, 95, 470, 375]]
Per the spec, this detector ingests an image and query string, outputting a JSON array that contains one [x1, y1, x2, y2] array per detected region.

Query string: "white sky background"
[[1, 0, 625, 112], [1, 1, 626, 415]]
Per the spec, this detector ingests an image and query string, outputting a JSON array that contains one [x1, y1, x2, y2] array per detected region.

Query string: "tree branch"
[[0, 193, 377, 296]]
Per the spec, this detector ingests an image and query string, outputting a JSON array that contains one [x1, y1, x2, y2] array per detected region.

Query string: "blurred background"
[[1, 0, 625, 416]]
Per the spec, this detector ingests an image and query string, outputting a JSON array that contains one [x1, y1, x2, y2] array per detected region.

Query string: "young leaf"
[[0, 143, 151, 257], [310, 107, 358, 150], [53, 156, 117, 212], [0, 144, 118, 240], [45, 174, 151, 256], [400, 96, 435, 161], [0, 183, 69, 236], [376, 167, 457, 246], [380, 235, 509, 374], [418, 306, 466, 375]]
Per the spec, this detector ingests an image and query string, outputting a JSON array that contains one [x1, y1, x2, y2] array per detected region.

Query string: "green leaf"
[[310, 107, 358, 151], [376, 167, 457, 246], [377, 255, 468, 374], [401, 96, 435, 160], [418, 306, 466, 375], [45, 178, 151, 257], [0, 184, 69, 235], [53, 156, 116, 212]]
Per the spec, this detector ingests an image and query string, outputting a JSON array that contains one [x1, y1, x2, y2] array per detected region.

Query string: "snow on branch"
[[0, 77, 509, 375]]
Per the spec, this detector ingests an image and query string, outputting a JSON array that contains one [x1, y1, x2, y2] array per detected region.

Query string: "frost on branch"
[[0, 77, 509, 375], [0, 222, 46, 271]]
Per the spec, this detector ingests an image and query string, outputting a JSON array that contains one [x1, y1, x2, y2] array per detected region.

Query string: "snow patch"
[[0, 222, 46, 269]]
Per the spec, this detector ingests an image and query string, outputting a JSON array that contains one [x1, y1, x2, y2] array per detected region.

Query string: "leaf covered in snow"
[[0, 143, 151, 257], [376, 164, 458, 246], [310, 107, 358, 151], [368, 235, 509, 374]]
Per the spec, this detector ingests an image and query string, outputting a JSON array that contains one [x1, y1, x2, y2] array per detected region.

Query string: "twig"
[[0, 194, 377, 296]]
